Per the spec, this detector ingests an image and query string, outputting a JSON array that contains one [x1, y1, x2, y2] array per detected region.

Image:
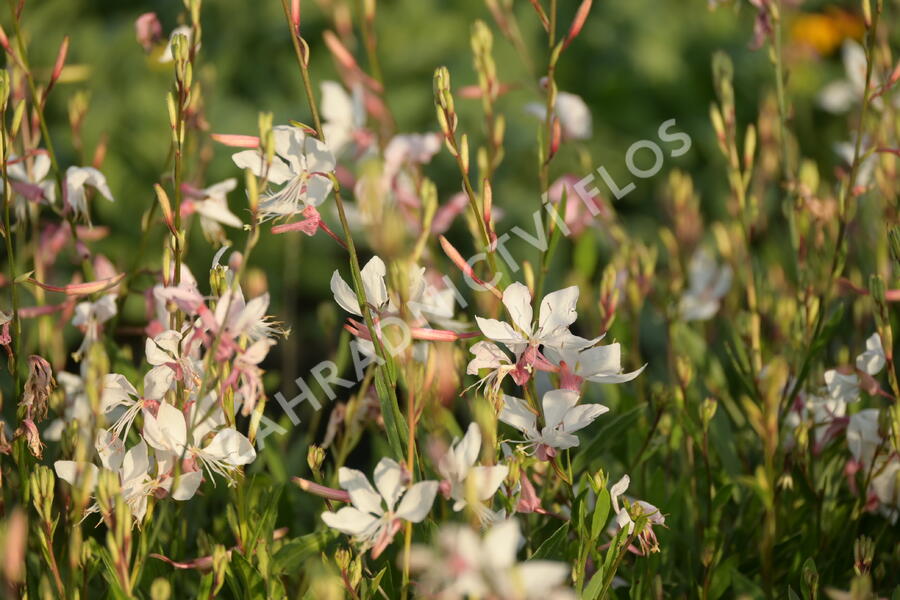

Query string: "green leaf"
[[582, 567, 605, 600], [272, 530, 338, 573], [590, 488, 611, 542], [531, 522, 570, 561]]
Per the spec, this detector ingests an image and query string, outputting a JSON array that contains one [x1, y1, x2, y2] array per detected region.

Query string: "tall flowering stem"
[[0, 72, 21, 395]]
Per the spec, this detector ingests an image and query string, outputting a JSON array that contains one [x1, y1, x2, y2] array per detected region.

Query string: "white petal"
[[143, 365, 175, 399], [455, 423, 482, 474], [54, 461, 99, 489], [537, 286, 580, 343], [142, 402, 187, 454], [502, 282, 534, 335], [373, 457, 405, 511], [321, 506, 379, 535], [394, 480, 438, 523], [232, 150, 294, 185], [360, 256, 389, 311], [330, 271, 362, 316], [470, 464, 508, 501], [483, 519, 520, 569], [499, 395, 538, 439], [170, 471, 204, 501], [561, 403, 608, 433], [475, 317, 525, 346], [467, 341, 511, 374], [542, 389, 580, 429], [202, 428, 256, 466], [338, 467, 384, 516]]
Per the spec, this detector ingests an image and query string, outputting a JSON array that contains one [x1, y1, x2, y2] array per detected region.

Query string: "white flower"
[[678, 248, 732, 322], [870, 456, 900, 524], [214, 289, 278, 343], [847, 408, 882, 466], [855, 333, 886, 376], [321, 80, 366, 157], [525, 91, 592, 141], [610, 474, 665, 554], [476, 282, 596, 359], [544, 342, 645, 390], [835, 137, 876, 188], [188, 179, 243, 243], [71, 294, 117, 360], [817, 40, 882, 113], [499, 389, 607, 458], [141, 402, 256, 486], [144, 329, 202, 398], [321, 457, 437, 557], [383, 132, 442, 179], [232, 125, 335, 220], [55, 430, 203, 522], [437, 423, 508, 523], [409, 519, 574, 600], [4, 153, 55, 221], [330, 255, 393, 317], [824, 369, 860, 404], [65, 166, 114, 223]]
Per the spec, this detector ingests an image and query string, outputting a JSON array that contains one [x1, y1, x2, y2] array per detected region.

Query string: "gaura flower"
[[71, 294, 117, 361], [64, 166, 115, 224], [856, 332, 886, 376], [525, 91, 592, 141], [141, 402, 255, 486], [231, 125, 335, 220], [181, 178, 243, 244], [818, 40, 875, 113], [409, 518, 575, 600], [437, 423, 509, 524], [330, 255, 393, 317], [320, 80, 367, 157], [144, 329, 203, 398], [610, 474, 665, 555], [847, 408, 882, 467], [544, 342, 645, 392], [499, 389, 608, 460], [4, 153, 55, 221], [823, 333, 887, 404], [678, 248, 732, 322], [321, 457, 437, 558], [475, 283, 597, 383]]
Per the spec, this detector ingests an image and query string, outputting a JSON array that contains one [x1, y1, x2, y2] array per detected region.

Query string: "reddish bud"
[[564, 0, 593, 50]]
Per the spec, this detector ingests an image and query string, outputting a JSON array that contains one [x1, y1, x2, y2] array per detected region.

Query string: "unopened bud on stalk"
[[334, 548, 351, 572], [245, 169, 259, 213], [10, 100, 25, 138], [459, 133, 470, 173], [862, 0, 872, 27], [212, 545, 229, 594], [46, 36, 70, 96], [307, 445, 326, 474], [154, 184, 176, 235], [854, 535, 875, 574], [743, 124, 756, 172], [0, 71, 10, 110], [564, 0, 593, 50], [675, 355, 693, 388], [701, 397, 718, 429], [30, 466, 55, 525], [0, 25, 11, 55]]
